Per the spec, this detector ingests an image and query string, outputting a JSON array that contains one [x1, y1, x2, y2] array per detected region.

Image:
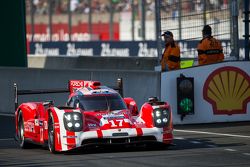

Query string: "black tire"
[[18, 111, 31, 148], [48, 112, 57, 153]]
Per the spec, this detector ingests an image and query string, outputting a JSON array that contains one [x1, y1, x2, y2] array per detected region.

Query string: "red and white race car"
[[14, 79, 173, 153]]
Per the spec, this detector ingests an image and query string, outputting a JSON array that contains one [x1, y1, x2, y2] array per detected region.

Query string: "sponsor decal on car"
[[25, 122, 35, 132], [63, 136, 77, 138], [44, 121, 48, 130], [102, 114, 125, 120], [88, 123, 97, 128], [35, 119, 39, 126]]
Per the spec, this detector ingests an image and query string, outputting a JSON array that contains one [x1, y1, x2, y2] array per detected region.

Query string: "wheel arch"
[[15, 104, 34, 136], [46, 107, 61, 153]]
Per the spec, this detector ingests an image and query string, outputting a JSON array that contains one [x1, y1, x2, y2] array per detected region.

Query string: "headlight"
[[162, 118, 168, 123], [65, 114, 71, 121], [63, 112, 83, 132], [156, 119, 162, 124], [73, 113, 80, 121], [163, 110, 168, 116], [155, 110, 161, 117], [67, 122, 73, 128], [75, 123, 80, 128], [153, 108, 170, 128]]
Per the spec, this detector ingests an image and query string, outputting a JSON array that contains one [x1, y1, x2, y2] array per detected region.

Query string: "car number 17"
[[109, 120, 123, 127]]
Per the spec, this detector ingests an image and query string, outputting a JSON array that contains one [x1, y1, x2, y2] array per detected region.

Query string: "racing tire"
[[18, 111, 31, 148], [48, 112, 57, 153]]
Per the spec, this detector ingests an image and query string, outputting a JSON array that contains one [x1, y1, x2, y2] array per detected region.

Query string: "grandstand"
[[25, 0, 246, 42], [25, 0, 155, 41], [24, 0, 249, 61]]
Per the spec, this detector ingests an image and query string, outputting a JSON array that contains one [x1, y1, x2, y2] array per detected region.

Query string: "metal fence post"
[[88, 0, 92, 39], [178, 0, 182, 40], [109, 0, 114, 41], [48, 0, 52, 41], [243, 0, 250, 60], [68, 0, 72, 41], [30, 0, 34, 42], [203, 0, 207, 26], [155, 0, 162, 63], [131, 0, 135, 41], [231, 0, 239, 60], [140, 0, 146, 40]]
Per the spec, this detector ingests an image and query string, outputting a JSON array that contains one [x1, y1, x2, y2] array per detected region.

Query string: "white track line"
[[174, 137, 185, 140], [207, 144, 217, 148], [174, 129, 250, 139], [0, 138, 13, 141], [0, 113, 14, 117], [224, 148, 237, 152], [189, 141, 202, 144], [243, 153, 250, 156]]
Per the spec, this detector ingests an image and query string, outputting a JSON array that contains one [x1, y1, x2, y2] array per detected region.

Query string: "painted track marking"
[[0, 113, 14, 117], [243, 153, 250, 156], [207, 144, 217, 148], [174, 137, 185, 140], [225, 148, 237, 152], [174, 129, 250, 139], [0, 138, 13, 141], [189, 141, 202, 144]]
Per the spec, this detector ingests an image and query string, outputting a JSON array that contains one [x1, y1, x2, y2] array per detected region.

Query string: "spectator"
[[160, 31, 181, 71], [33, 0, 48, 15], [197, 25, 224, 65], [70, 0, 79, 12]]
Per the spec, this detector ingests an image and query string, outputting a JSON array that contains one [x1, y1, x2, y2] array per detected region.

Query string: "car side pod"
[[142, 96, 173, 128]]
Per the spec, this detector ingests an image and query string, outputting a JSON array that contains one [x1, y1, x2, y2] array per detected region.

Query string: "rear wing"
[[14, 78, 123, 111]]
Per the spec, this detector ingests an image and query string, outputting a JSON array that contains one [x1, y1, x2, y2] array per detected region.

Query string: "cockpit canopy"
[[67, 94, 127, 111]]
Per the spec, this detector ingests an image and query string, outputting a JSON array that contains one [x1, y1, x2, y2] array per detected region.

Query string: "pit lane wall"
[[0, 68, 160, 115], [161, 61, 250, 124]]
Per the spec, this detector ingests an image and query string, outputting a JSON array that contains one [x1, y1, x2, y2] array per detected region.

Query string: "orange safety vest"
[[161, 42, 180, 71], [197, 36, 224, 65]]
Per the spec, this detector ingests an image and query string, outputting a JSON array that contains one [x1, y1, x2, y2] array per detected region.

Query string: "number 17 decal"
[[109, 120, 123, 127]]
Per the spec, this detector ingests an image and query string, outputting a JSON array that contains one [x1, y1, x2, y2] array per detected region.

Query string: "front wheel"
[[18, 111, 31, 148], [48, 112, 57, 153]]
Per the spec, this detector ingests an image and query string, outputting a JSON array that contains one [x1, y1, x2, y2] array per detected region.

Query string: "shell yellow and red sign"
[[203, 66, 250, 115]]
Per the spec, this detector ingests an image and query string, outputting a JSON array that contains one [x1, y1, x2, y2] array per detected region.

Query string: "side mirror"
[[123, 97, 139, 116], [131, 105, 139, 116], [74, 99, 80, 109], [148, 97, 158, 103], [43, 100, 54, 107]]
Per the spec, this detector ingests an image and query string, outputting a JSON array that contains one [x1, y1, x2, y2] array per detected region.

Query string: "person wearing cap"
[[197, 25, 224, 65], [160, 31, 180, 71]]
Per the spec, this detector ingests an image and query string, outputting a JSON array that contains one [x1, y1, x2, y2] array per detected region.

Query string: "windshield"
[[78, 94, 127, 111]]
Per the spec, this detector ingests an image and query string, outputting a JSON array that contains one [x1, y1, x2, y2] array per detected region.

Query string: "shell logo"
[[203, 66, 250, 115]]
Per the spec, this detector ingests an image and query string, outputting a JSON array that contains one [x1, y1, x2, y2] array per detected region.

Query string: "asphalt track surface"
[[0, 115, 250, 167]]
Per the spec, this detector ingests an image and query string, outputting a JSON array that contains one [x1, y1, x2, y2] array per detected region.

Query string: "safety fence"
[[160, 0, 232, 40], [158, 0, 247, 59], [25, 0, 156, 41]]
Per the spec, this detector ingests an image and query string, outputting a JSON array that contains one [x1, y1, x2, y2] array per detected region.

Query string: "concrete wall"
[[28, 56, 158, 71], [0, 67, 160, 115]]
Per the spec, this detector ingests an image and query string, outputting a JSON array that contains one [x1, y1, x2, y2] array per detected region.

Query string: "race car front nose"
[[63, 112, 83, 132]]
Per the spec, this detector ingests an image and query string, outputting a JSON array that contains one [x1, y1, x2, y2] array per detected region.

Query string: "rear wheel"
[[48, 112, 56, 153], [18, 111, 31, 148]]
